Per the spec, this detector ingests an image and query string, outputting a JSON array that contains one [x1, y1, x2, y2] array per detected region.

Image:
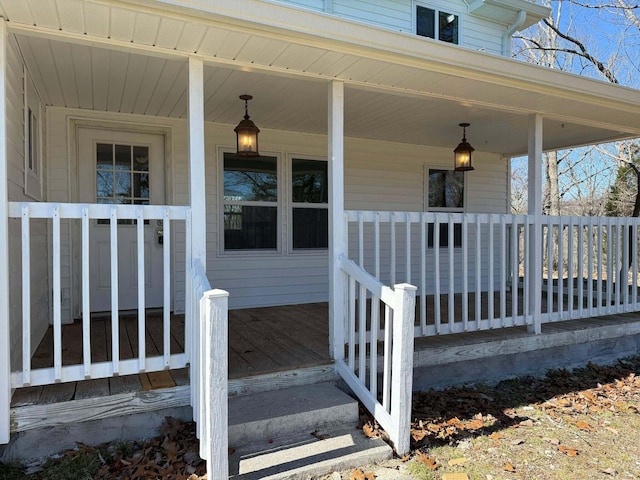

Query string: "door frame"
[[68, 117, 176, 320]]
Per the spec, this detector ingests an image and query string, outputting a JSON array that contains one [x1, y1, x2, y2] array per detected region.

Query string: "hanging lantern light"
[[454, 122, 475, 172], [234, 94, 260, 157]]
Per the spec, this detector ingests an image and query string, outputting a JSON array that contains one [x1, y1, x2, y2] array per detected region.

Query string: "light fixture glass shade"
[[235, 94, 260, 157], [454, 123, 474, 171]]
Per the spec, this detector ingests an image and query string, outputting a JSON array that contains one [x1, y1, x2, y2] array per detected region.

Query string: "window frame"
[[287, 154, 329, 254], [424, 165, 467, 213], [218, 148, 283, 255], [24, 67, 43, 200], [414, 1, 462, 45]]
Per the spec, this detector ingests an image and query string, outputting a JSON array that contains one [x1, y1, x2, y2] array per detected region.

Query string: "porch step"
[[228, 383, 392, 479]]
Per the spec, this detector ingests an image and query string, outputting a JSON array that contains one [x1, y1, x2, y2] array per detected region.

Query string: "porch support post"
[[527, 113, 543, 334], [188, 56, 206, 267], [328, 80, 346, 361], [0, 17, 10, 444]]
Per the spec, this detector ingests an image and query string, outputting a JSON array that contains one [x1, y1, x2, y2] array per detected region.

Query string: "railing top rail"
[[338, 254, 397, 307], [9, 202, 190, 220], [345, 209, 640, 225]]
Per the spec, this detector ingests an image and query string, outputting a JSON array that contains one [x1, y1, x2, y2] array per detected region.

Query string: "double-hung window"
[[223, 152, 279, 251], [426, 168, 464, 247], [291, 158, 328, 250], [416, 5, 459, 44]]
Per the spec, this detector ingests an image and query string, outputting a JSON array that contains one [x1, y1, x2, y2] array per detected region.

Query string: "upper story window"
[[416, 5, 459, 44]]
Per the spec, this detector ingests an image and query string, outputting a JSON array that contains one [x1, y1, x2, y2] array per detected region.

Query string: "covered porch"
[[3, 0, 640, 476]]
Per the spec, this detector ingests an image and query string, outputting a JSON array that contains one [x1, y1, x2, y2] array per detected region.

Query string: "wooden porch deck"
[[11, 294, 640, 408]]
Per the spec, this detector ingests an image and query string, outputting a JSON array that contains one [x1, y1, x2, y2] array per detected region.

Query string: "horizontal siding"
[[6, 34, 50, 371], [47, 107, 507, 312], [273, 0, 509, 55]]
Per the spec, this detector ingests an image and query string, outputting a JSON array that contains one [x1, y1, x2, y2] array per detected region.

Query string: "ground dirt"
[[1, 356, 639, 480]]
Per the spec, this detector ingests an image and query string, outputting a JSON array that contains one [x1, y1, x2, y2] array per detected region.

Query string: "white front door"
[[78, 128, 166, 313]]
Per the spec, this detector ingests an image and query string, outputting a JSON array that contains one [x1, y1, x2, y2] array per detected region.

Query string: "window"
[[416, 5, 459, 44], [428, 169, 464, 210], [96, 143, 150, 225], [24, 70, 43, 200], [291, 158, 328, 250], [223, 153, 279, 250], [27, 108, 38, 174]]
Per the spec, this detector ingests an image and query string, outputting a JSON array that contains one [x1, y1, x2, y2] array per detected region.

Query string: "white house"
[[2, 0, 640, 476]]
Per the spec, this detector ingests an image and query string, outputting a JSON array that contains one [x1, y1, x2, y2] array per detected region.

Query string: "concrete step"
[[228, 383, 392, 479], [228, 383, 359, 447]]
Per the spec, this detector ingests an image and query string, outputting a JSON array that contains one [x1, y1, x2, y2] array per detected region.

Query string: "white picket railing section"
[[347, 211, 640, 337], [188, 259, 229, 479], [336, 254, 416, 456], [8, 202, 190, 387]]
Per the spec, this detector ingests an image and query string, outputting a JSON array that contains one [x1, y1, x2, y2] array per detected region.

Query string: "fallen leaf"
[[575, 420, 595, 431], [448, 457, 468, 466], [465, 418, 484, 430], [442, 474, 470, 480], [503, 461, 516, 472], [519, 419, 534, 427], [349, 468, 375, 480], [310, 430, 329, 440], [558, 445, 579, 456], [416, 452, 440, 471], [488, 432, 505, 440], [363, 423, 377, 438]]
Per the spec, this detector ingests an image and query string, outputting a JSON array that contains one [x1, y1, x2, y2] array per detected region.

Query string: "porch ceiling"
[[3, 0, 640, 156]]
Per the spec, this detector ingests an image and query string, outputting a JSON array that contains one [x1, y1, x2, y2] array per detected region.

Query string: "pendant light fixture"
[[234, 94, 260, 157], [454, 122, 475, 172]]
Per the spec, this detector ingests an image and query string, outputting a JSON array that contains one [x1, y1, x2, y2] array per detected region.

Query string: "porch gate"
[[336, 254, 416, 455]]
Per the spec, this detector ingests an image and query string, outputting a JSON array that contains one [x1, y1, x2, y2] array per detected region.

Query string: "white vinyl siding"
[[47, 107, 507, 311], [6, 34, 49, 371], [274, 0, 512, 55]]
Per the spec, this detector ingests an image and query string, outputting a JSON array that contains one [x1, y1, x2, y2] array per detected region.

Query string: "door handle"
[[157, 228, 163, 245]]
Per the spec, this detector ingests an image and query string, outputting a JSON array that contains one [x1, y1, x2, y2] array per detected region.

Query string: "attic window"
[[416, 5, 459, 44]]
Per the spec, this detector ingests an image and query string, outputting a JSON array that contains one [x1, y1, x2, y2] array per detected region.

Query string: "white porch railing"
[[188, 259, 229, 478], [8, 202, 190, 387], [347, 211, 640, 337], [336, 254, 416, 456]]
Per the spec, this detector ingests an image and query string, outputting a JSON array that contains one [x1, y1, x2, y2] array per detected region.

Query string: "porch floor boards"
[[11, 296, 640, 409]]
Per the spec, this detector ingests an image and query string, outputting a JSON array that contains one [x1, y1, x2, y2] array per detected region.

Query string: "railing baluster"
[[475, 215, 481, 327], [546, 217, 554, 320], [137, 208, 146, 372], [434, 216, 441, 334], [163, 209, 171, 368], [587, 217, 594, 317], [500, 216, 507, 325], [382, 304, 392, 410], [448, 214, 454, 332], [597, 217, 604, 315], [623, 219, 630, 309], [577, 219, 584, 316], [390, 213, 396, 286], [633, 221, 638, 310], [110, 208, 120, 375], [420, 212, 427, 335], [82, 207, 91, 378], [374, 211, 380, 279], [523, 217, 530, 325], [405, 212, 411, 285], [358, 211, 364, 268], [488, 214, 494, 327], [557, 221, 564, 319], [567, 217, 574, 319], [53, 206, 62, 382], [348, 276, 356, 370], [370, 294, 379, 400], [606, 220, 613, 310], [462, 215, 469, 331], [358, 283, 367, 382], [616, 217, 622, 309], [21, 206, 31, 386], [511, 217, 518, 322]]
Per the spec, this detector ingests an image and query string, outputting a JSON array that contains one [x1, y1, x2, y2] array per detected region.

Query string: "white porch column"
[[188, 57, 206, 267], [527, 114, 543, 334], [0, 17, 10, 444], [328, 80, 346, 360]]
